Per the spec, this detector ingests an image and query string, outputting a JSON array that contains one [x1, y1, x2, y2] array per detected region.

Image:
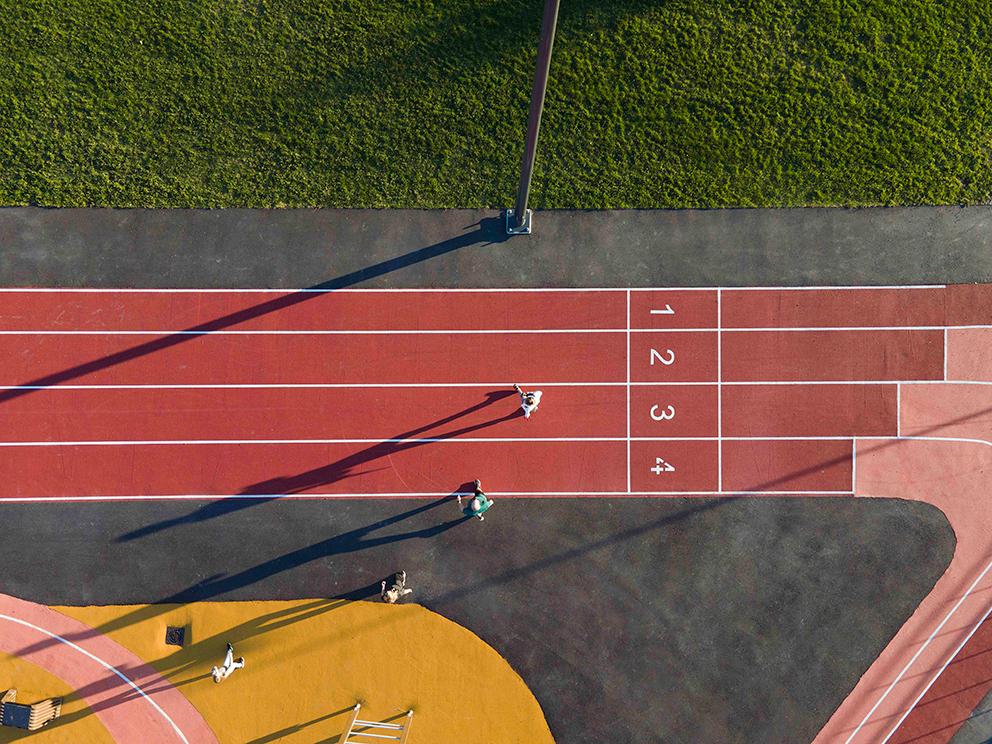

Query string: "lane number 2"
[[650, 348, 675, 366], [650, 405, 675, 421], [650, 304, 675, 315], [651, 457, 676, 475]]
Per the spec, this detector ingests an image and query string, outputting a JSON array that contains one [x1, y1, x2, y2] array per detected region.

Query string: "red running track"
[[4, 285, 992, 743]]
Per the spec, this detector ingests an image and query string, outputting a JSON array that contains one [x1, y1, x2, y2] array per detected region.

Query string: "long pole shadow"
[[0, 217, 506, 406]]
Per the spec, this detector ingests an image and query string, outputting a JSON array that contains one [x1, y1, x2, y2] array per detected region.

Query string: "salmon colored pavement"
[[0, 592, 216, 743]]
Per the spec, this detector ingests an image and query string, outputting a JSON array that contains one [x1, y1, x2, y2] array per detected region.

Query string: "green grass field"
[[1, 0, 990, 208]]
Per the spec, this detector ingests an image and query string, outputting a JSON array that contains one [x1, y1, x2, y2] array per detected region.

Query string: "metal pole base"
[[504, 208, 533, 235]]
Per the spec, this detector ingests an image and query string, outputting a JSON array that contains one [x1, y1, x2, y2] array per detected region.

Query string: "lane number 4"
[[651, 457, 676, 475]]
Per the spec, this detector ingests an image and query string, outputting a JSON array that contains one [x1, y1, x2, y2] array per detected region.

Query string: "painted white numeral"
[[650, 348, 676, 366], [650, 405, 676, 421], [650, 304, 675, 315], [650, 457, 676, 475]]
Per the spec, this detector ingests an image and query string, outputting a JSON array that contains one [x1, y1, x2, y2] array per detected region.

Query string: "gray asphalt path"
[[0, 497, 953, 743], [1, 207, 990, 288]]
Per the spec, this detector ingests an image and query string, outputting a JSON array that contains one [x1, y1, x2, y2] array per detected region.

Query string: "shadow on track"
[[117, 390, 517, 542], [0, 216, 506, 406]]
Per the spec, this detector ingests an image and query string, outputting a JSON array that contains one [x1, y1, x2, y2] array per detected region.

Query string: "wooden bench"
[[1, 689, 63, 731]]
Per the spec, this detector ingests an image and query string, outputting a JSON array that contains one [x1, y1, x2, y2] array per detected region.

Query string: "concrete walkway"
[[1, 207, 991, 289]]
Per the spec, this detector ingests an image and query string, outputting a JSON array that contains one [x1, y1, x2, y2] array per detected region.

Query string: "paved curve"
[[0, 592, 217, 743]]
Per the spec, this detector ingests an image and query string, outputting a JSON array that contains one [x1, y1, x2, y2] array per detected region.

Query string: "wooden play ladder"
[[341, 703, 413, 744]]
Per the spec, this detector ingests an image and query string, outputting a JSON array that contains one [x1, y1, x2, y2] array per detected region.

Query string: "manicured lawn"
[[1, 0, 990, 207]]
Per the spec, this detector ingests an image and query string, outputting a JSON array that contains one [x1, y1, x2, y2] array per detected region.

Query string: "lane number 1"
[[651, 457, 676, 475]]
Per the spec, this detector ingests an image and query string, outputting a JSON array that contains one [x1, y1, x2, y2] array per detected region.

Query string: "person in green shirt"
[[458, 479, 494, 521]]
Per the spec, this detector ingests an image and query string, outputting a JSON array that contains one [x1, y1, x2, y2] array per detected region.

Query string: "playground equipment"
[[341, 702, 413, 744]]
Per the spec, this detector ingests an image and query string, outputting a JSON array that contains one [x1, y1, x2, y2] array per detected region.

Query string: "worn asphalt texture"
[[0, 497, 954, 743], [1, 206, 991, 288]]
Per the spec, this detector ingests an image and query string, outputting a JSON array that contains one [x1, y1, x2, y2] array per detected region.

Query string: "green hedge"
[[1, 0, 990, 207]]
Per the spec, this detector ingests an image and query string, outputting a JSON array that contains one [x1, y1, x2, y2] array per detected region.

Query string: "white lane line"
[[851, 552, 992, 744], [0, 438, 632, 447], [0, 436, 894, 446], [677, 325, 981, 332], [851, 439, 857, 493], [0, 490, 856, 502], [0, 380, 960, 391], [0, 329, 627, 335], [843, 435, 992, 744], [626, 290, 632, 494], [0, 382, 631, 390], [881, 580, 992, 743], [944, 328, 949, 380], [0, 285, 946, 293], [896, 383, 901, 437], [718, 289, 723, 493], [1, 324, 987, 334], [0, 614, 189, 744]]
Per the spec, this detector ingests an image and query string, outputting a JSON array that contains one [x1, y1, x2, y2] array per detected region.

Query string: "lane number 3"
[[651, 457, 676, 475], [650, 405, 675, 421], [650, 348, 675, 366]]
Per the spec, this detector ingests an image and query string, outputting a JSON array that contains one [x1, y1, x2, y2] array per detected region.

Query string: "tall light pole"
[[505, 0, 561, 235]]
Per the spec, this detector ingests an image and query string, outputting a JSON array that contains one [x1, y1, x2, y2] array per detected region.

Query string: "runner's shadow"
[[116, 390, 515, 542], [0, 217, 506, 407]]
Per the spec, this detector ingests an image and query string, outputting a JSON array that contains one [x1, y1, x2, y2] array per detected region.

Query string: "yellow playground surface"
[[1, 599, 553, 743]]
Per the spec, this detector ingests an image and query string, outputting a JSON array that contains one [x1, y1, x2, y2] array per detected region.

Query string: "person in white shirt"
[[212, 642, 245, 683], [381, 570, 413, 603], [513, 384, 542, 418]]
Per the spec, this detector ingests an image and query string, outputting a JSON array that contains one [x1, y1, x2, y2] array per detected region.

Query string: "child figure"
[[458, 479, 495, 521], [381, 570, 413, 603], [211, 642, 245, 683]]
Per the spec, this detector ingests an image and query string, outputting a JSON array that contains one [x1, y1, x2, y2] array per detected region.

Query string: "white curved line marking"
[[0, 614, 189, 744], [843, 434, 992, 744]]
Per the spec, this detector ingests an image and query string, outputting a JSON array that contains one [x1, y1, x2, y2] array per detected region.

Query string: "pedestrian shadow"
[[18, 494, 475, 663], [116, 390, 515, 543], [0, 216, 506, 408], [15, 599, 356, 720]]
